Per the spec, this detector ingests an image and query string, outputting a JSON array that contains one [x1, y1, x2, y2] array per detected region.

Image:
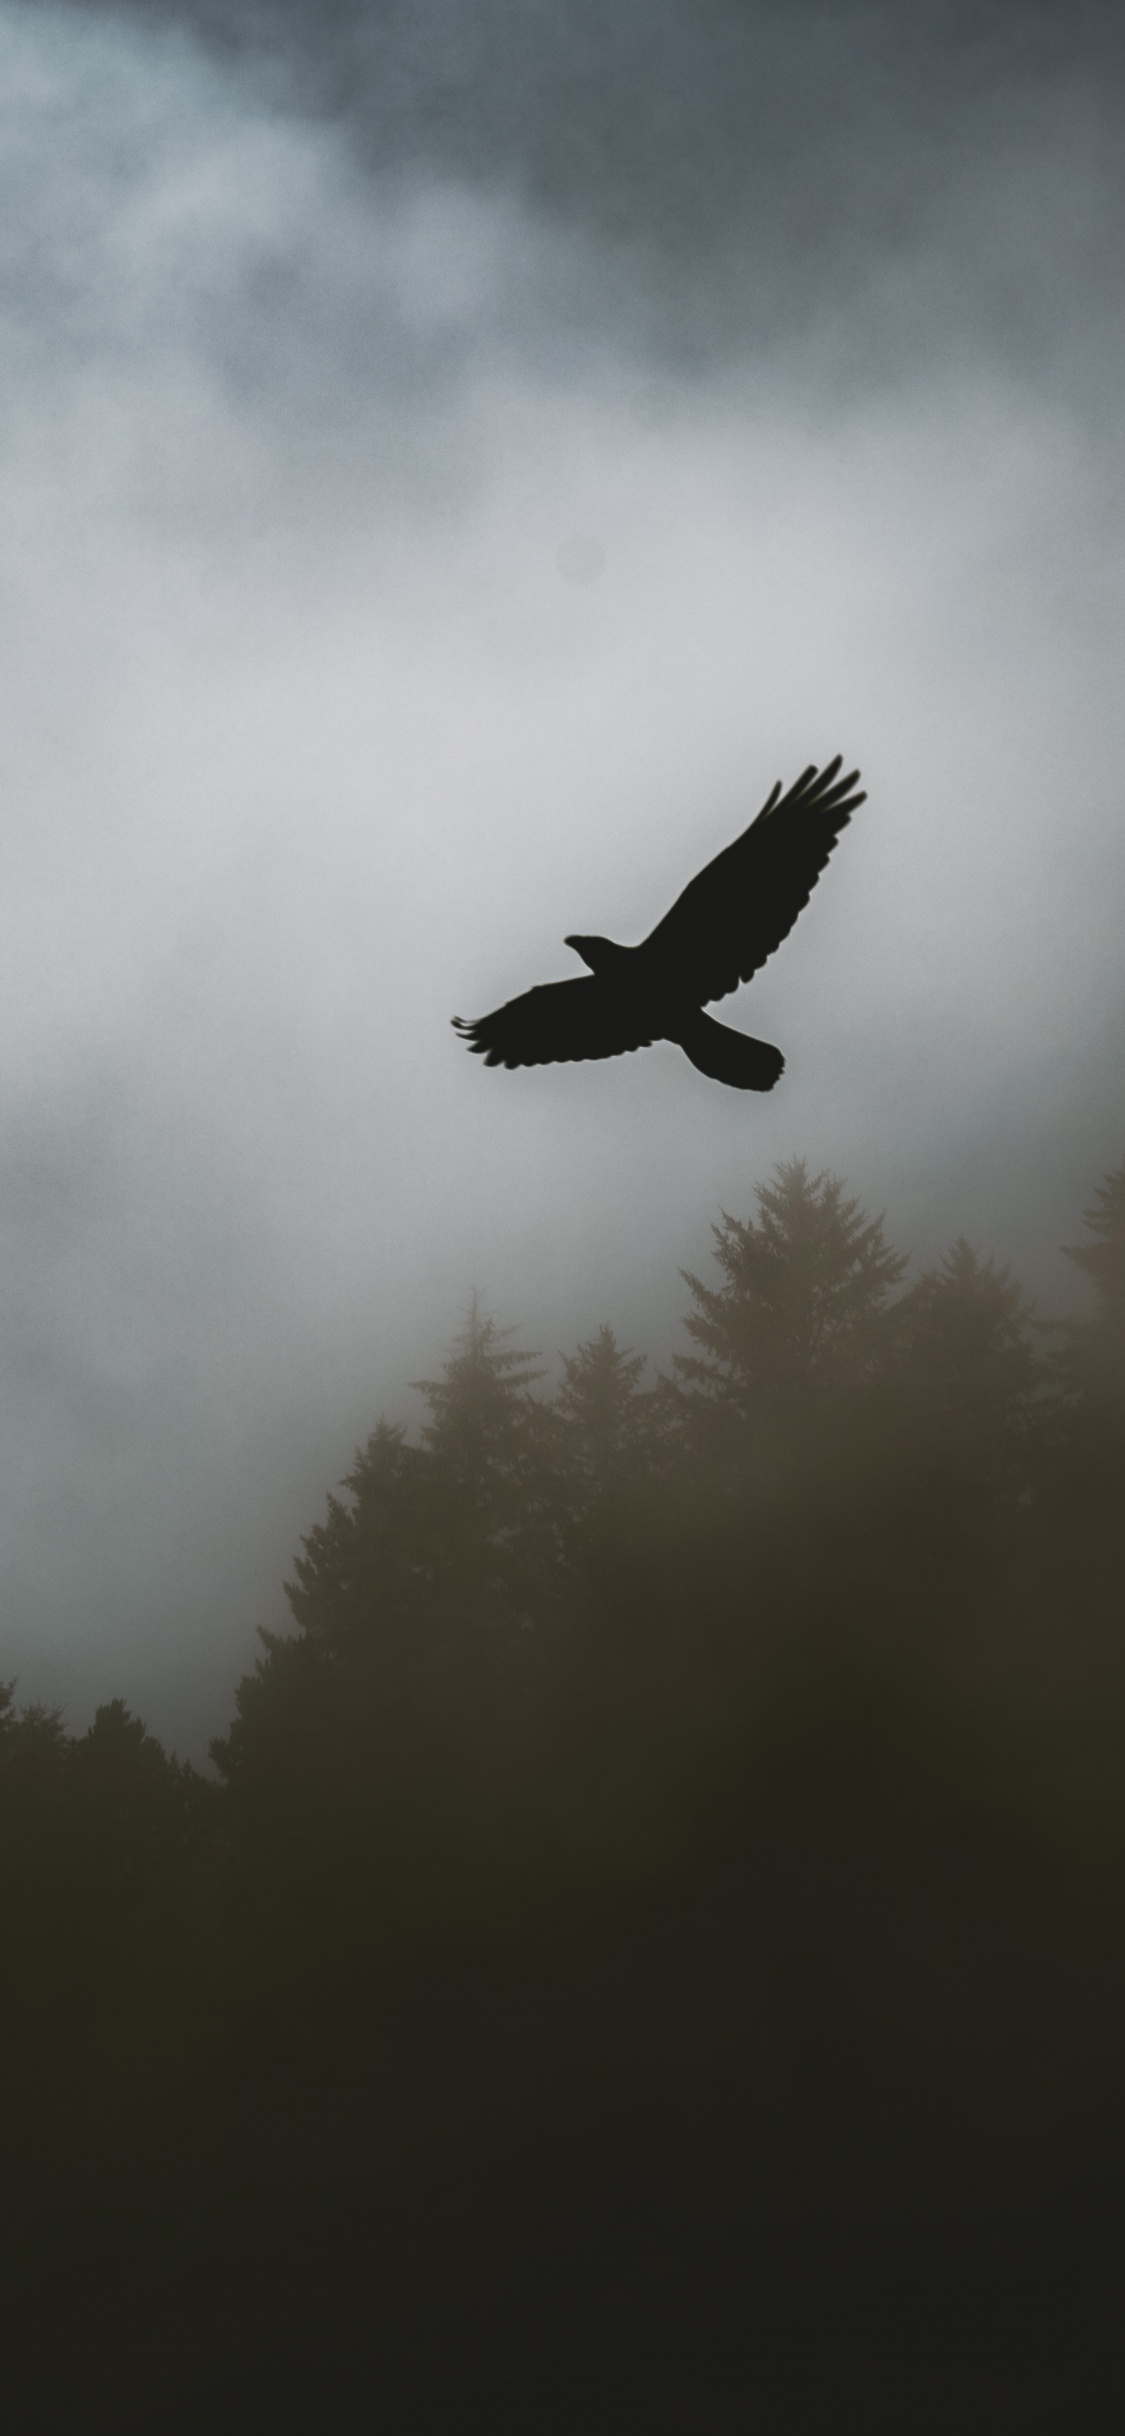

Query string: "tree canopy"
[[4, 1152, 1125, 2425]]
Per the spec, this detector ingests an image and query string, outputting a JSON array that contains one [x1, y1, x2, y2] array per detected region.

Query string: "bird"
[[453, 756, 865, 1092]]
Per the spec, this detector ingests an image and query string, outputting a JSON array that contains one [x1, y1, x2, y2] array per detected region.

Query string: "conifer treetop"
[[677, 1157, 907, 1408]]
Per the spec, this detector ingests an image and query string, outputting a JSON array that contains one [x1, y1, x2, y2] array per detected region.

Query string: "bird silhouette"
[[453, 756, 865, 1091]]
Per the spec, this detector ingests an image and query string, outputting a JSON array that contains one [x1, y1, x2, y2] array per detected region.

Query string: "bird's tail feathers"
[[670, 1010, 784, 1092]]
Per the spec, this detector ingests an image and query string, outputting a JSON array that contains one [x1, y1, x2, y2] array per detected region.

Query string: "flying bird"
[[453, 757, 865, 1092]]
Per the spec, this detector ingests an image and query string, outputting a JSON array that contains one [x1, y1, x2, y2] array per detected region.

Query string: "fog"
[[2, 0, 1123, 1746]]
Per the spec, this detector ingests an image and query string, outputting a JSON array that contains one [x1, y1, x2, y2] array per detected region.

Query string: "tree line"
[[2, 1154, 1124, 2425]]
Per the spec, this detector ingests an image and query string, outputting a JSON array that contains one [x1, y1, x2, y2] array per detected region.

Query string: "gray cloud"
[[70, 0, 1125, 391], [1, 1, 1123, 1748]]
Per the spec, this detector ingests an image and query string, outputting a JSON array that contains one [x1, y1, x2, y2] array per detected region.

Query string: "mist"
[[2, 0, 1123, 1746]]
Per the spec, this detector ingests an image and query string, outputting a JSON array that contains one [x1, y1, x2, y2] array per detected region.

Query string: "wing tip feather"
[[453, 1016, 489, 1058]]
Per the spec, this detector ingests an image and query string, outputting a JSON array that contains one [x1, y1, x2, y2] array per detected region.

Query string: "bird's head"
[[565, 933, 628, 978]]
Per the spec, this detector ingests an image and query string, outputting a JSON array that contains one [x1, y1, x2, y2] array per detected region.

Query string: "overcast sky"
[[2, 0, 1123, 1748]]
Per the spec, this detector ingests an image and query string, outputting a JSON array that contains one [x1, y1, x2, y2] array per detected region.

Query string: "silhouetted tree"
[[1060, 1157, 1125, 1407], [275, 1420, 437, 1661], [1043, 1157, 1125, 1519], [1065, 1160, 1125, 1323], [0, 1692, 198, 2063], [414, 1295, 546, 1491], [212, 1308, 564, 1946], [0, 1698, 71, 1867], [555, 1325, 656, 1517], [0, 1698, 81, 2055], [889, 1237, 1041, 1498], [413, 1295, 561, 1621], [675, 1159, 907, 1492], [71, 1698, 201, 1902], [211, 1408, 515, 1816], [211, 1423, 439, 1823]]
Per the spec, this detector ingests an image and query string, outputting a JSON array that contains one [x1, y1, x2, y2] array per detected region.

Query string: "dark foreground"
[[4, 1162, 1125, 2429]]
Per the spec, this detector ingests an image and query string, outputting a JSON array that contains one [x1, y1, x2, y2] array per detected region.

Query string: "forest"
[[3, 1156, 1125, 2428]]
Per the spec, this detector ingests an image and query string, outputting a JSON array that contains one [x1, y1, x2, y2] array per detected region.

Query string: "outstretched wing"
[[638, 757, 865, 1006], [453, 977, 655, 1069]]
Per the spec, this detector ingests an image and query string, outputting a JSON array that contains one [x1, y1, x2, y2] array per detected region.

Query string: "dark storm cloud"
[[76, 0, 1125, 388]]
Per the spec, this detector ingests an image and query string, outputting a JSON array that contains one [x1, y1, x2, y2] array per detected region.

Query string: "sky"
[[2, 0, 1123, 1748]]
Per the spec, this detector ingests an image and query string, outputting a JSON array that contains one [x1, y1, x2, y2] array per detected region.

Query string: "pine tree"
[[1062, 1159, 1125, 1393], [890, 1237, 1041, 1492], [413, 1293, 547, 1505], [1049, 1161, 1125, 1497], [676, 1159, 907, 1487], [412, 1294, 561, 1618], [215, 1305, 558, 1794], [555, 1325, 655, 1514], [280, 1421, 436, 1660]]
